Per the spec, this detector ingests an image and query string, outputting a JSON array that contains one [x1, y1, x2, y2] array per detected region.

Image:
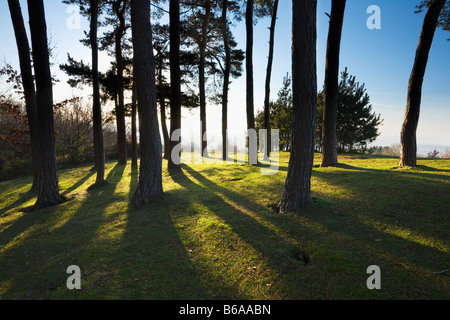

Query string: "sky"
[[0, 0, 449, 155]]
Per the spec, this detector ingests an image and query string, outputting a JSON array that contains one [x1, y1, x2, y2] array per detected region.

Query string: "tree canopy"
[[317, 69, 382, 153]]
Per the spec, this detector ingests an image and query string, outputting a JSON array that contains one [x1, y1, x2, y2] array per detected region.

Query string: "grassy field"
[[0, 152, 449, 300]]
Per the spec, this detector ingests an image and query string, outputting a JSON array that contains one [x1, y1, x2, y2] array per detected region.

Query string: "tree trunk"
[[321, 0, 346, 168], [400, 0, 445, 167], [263, 0, 279, 160], [246, 0, 255, 132], [131, 0, 163, 208], [90, 0, 106, 185], [279, 0, 317, 213], [27, 0, 61, 210], [131, 82, 138, 169], [159, 52, 170, 161], [246, 0, 258, 164], [7, 0, 39, 191], [199, 0, 211, 157], [222, 0, 231, 161], [168, 0, 182, 171], [114, 0, 128, 165]]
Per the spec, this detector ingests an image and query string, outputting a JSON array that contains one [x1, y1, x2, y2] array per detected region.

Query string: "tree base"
[[399, 154, 417, 167], [23, 194, 68, 212], [87, 180, 108, 191], [131, 193, 163, 209], [320, 161, 338, 168]]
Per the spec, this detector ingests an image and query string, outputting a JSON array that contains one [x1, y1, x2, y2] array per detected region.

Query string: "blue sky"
[[0, 0, 449, 153]]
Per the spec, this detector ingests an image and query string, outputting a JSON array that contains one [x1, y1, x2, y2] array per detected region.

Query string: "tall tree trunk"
[[321, 0, 346, 168], [131, 0, 163, 208], [168, 0, 182, 171], [199, 0, 211, 157], [159, 52, 170, 161], [90, 0, 106, 186], [114, 0, 127, 165], [7, 0, 39, 191], [246, 0, 257, 164], [400, 0, 445, 167], [27, 0, 61, 210], [222, 0, 231, 161], [246, 0, 255, 132], [131, 82, 138, 168], [263, 0, 279, 160], [279, 0, 317, 213]]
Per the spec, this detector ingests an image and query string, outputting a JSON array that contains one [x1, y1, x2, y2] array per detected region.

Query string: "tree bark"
[[321, 0, 346, 168], [114, 0, 128, 165], [199, 0, 212, 157], [222, 0, 231, 161], [263, 0, 279, 160], [27, 0, 61, 210], [246, 0, 258, 164], [246, 0, 255, 132], [279, 0, 317, 213], [131, 82, 138, 169], [400, 0, 445, 167], [131, 0, 163, 208], [168, 0, 182, 171], [90, 0, 106, 185], [7, 0, 39, 191], [159, 52, 170, 161]]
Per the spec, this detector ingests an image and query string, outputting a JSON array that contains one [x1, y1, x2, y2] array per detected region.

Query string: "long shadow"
[[0, 189, 35, 216], [57, 163, 127, 244], [0, 164, 127, 299], [172, 166, 310, 276], [310, 161, 450, 188], [118, 200, 209, 299], [333, 163, 371, 171], [417, 164, 450, 172], [182, 165, 280, 216], [128, 166, 139, 202], [55, 163, 204, 299], [308, 168, 450, 270], [183, 165, 450, 292], [61, 171, 96, 196], [1, 169, 100, 244], [280, 157, 450, 178], [415, 164, 450, 173], [0, 203, 46, 248]]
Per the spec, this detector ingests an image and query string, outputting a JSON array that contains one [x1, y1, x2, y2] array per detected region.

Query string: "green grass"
[[0, 152, 449, 300]]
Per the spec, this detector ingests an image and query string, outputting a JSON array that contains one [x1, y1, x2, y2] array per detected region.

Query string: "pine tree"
[[27, 0, 61, 210], [321, 0, 346, 167], [279, 0, 317, 213], [130, 0, 163, 208], [400, 0, 447, 167], [7, 0, 39, 190]]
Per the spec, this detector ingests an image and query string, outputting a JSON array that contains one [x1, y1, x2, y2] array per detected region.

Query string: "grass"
[[0, 152, 449, 300]]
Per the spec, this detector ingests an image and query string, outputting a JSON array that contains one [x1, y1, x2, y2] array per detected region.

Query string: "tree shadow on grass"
[[0, 203, 45, 248], [181, 164, 450, 299], [0, 189, 35, 216], [0, 164, 127, 299], [308, 168, 450, 270], [51, 163, 206, 299], [0, 163, 204, 300], [117, 202, 209, 299], [57, 164, 209, 299], [315, 161, 450, 185], [170, 166, 312, 297], [415, 164, 450, 173], [61, 170, 96, 196], [128, 166, 139, 202]]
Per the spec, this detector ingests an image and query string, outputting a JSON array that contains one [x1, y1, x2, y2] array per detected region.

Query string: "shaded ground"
[[0, 153, 449, 299]]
